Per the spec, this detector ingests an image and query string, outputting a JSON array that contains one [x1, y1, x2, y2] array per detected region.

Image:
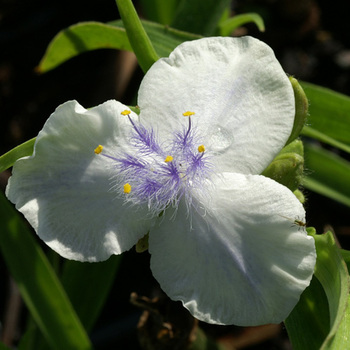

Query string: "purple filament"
[[107, 116, 212, 213]]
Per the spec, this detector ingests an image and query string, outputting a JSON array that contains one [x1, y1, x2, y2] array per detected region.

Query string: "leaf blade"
[[0, 192, 93, 350], [218, 13, 265, 36], [0, 138, 35, 173], [303, 143, 350, 207], [301, 82, 350, 146]]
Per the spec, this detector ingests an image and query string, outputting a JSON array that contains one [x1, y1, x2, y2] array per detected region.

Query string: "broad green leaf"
[[61, 256, 121, 332], [329, 293, 350, 349], [286, 231, 349, 350], [37, 22, 131, 73], [303, 143, 350, 207], [0, 138, 35, 173], [285, 275, 330, 350], [313, 232, 349, 349], [218, 13, 265, 36], [171, 0, 231, 36], [139, 0, 178, 24], [0, 192, 93, 350], [330, 249, 350, 349], [38, 21, 200, 73], [301, 82, 350, 146], [115, 0, 159, 72]]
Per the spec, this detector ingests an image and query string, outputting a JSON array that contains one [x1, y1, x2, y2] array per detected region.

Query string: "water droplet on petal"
[[207, 125, 233, 152]]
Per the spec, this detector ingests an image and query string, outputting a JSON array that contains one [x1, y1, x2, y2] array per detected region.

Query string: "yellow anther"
[[94, 145, 103, 154], [121, 110, 131, 116], [183, 111, 195, 117], [123, 183, 132, 194], [164, 155, 173, 163], [198, 145, 205, 153]]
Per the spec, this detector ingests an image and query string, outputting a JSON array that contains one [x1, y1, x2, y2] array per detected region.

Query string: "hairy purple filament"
[[104, 115, 212, 214]]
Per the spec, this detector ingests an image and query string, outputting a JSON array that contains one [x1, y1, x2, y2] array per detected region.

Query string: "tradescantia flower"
[[6, 36, 316, 326]]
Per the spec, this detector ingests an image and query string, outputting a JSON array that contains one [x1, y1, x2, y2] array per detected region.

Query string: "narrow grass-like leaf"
[[302, 126, 350, 154], [303, 143, 350, 207], [285, 275, 330, 350], [17, 326, 48, 350], [218, 13, 265, 36], [0, 138, 35, 173], [0, 192, 93, 350], [139, 0, 178, 24], [171, 0, 231, 35], [115, 0, 159, 72], [301, 82, 350, 145], [37, 22, 131, 73], [37, 21, 200, 73], [61, 256, 121, 332]]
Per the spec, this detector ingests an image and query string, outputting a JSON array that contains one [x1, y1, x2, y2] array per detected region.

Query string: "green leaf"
[[218, 13, 265, 36], [285, 276, 330, 350], [313, 232, 349, 349], [171, 0, 231, 36], [0, 192, 93, 350], [300, 82, 350, 146], [286, 231, 350, 349], [111, 20, 201, 58], [61, 256, 121, 332], [301, 126, 350, 154], [139, 0, 178, 25], [330, 249, 350, 349], [303, 143, 350, 207], [0, 138, 35, 173], [37, 22, 131, 73], [37, 21, 200, 73], [115, 0, 159, 72]]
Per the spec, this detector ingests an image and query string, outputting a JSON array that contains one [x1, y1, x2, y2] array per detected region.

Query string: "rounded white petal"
[[138, 36, 295, 174], [6, 100, 153, 262], [149, 173, 316, 326]]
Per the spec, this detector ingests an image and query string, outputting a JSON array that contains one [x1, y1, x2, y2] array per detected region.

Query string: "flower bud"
[[262, 139, 304, 192], [285, 77, 308, 145], [293, 189, 305, 204]]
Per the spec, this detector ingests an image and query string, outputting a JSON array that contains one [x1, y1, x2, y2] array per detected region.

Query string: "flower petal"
[[138, 36, 295, 174], [149, 173, 316, 325], [6, 100, 154, 261]]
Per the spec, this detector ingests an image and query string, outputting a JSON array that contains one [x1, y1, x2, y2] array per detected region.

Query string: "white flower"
[[6, 36, 316, 326]]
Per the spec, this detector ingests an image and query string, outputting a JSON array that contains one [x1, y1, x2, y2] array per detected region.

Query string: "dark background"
[[1, 0, 349, 348]]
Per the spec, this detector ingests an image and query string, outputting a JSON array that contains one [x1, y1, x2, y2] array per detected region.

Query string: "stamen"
[[198, 145, 205, 153], [183, 114, 193, 144], [94, 145, 103, 154], [123, 183, 132, 194], [121, 110, 131, 116], [164, 156, 173, 163], [183, 111, 195, 117]]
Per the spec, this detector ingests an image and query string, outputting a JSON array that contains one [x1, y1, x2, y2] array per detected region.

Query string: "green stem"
[[115, 0, 159, 72]]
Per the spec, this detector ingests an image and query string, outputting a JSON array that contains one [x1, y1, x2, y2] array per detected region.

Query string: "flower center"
[[95, 110, 213, 215]]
